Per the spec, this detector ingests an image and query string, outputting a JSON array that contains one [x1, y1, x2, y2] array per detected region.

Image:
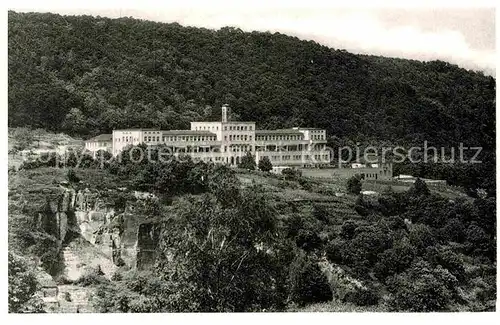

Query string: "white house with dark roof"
[[84, 134, 112, 157], [107, 105, 330, 167]]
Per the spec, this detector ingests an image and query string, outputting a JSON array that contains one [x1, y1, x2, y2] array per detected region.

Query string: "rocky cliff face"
[[136, 222, 161, 270], [34, 184, 163, 273], [33, 184, 133, 272]]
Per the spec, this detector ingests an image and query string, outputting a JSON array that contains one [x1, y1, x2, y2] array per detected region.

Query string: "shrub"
[[74, 266, 108, 286], [325, 238, 345, 264], [340, 220, 358, 240], [238, 152, 256, 171], [407, 178, 430, 197], [346, 175, 362, 194], [8, 252, 45, 313], [295, 229, 322, 252], [343, 287, 379, 306], [425, 246, 466, 282], [282, 168, 302, 181], [289, 254, 333, 306], [373, 238, 415, 281], [258, 156, 273, 172], [408, 223, 436, 254], [387, 260, 456, 312], [66, 169, 80, 183]]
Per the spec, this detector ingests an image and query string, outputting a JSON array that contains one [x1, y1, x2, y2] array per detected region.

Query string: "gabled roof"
[[85, 134, 112, 142]]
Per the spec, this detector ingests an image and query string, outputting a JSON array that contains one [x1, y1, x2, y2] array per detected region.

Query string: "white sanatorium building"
[[85, 105, 331, 168]]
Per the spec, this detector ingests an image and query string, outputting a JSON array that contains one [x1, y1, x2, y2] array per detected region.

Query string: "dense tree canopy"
[[8, 11, 495, 152]]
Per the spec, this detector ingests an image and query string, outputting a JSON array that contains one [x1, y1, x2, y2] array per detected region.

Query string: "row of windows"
[[256, 135, 303, 141], [224, 125, 253, 131], [311, 135, 325, 140], [116, 135, 217, 142], [86, 142, 110, 148], [225, 135, 252, 141], [117, 136, 137, 143], [194, 126, 219, 131], [147, 136, 217, 142], [256, 145, 308, 151], [266, 154, 329, 161], [224, 145, 252, 152]]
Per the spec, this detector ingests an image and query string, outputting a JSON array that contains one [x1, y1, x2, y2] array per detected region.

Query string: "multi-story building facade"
[[92, 105, 331, 168]]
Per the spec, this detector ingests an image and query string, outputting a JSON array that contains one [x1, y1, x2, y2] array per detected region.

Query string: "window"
[[249, 126, 252, 130], [224, 126, 228, 131]]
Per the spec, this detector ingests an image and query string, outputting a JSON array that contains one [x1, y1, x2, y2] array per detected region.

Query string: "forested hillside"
[[8, 11, 495, 148], [8, 11, 496, 195]]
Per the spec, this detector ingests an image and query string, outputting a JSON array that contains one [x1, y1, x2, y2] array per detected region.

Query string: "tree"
[[12, 127, 34, 151], [282, 168, 302, 181], [408, 223, 436, 254], [62, 107, 87, 135], [150, 187, 292, 312], [407, 178, 430, 197], [295, 229, 322, 252], [373, 237, 415, 281], [346, 175, 362, 194], [258, 156, 273, 172], [387, 260, 457, 312], [288, 253, 332, 306], [8, 252, 45, 313], [66, 168, 80, 183], [340, 220, 358, 240], [238, 152, 256, 170]]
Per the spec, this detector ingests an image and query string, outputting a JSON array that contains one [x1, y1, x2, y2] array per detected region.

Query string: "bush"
[[258, 156, 273, 172], [282, 168, 302, 181], [289, 254, 333, 306], [74, 266, 108, 286], [425, 246, 466, 282], [340, 220, 358, 240], [408, 223, 437, 254], [238, 152, 256, 171], [343, 287, 379, 306], [387, 260, 456, 312], [407, 178, 430, 197], [295, 229, 322, 252], [325, 238, 345, 264], [66, 169, 80, 183], [8, 252, 45, 313], [346, 175, 362, 194]]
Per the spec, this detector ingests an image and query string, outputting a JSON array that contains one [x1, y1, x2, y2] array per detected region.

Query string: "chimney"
[[222, 104, 231, 123]]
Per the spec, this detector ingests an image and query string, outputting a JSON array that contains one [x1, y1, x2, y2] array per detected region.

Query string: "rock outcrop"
[[136, 222, 161, 270]]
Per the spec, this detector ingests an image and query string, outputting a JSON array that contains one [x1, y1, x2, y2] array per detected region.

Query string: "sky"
[[11, 4, 497, 76]]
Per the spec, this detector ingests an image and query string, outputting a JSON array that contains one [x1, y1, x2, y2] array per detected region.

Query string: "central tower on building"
[[222, 104, 231, 122]]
